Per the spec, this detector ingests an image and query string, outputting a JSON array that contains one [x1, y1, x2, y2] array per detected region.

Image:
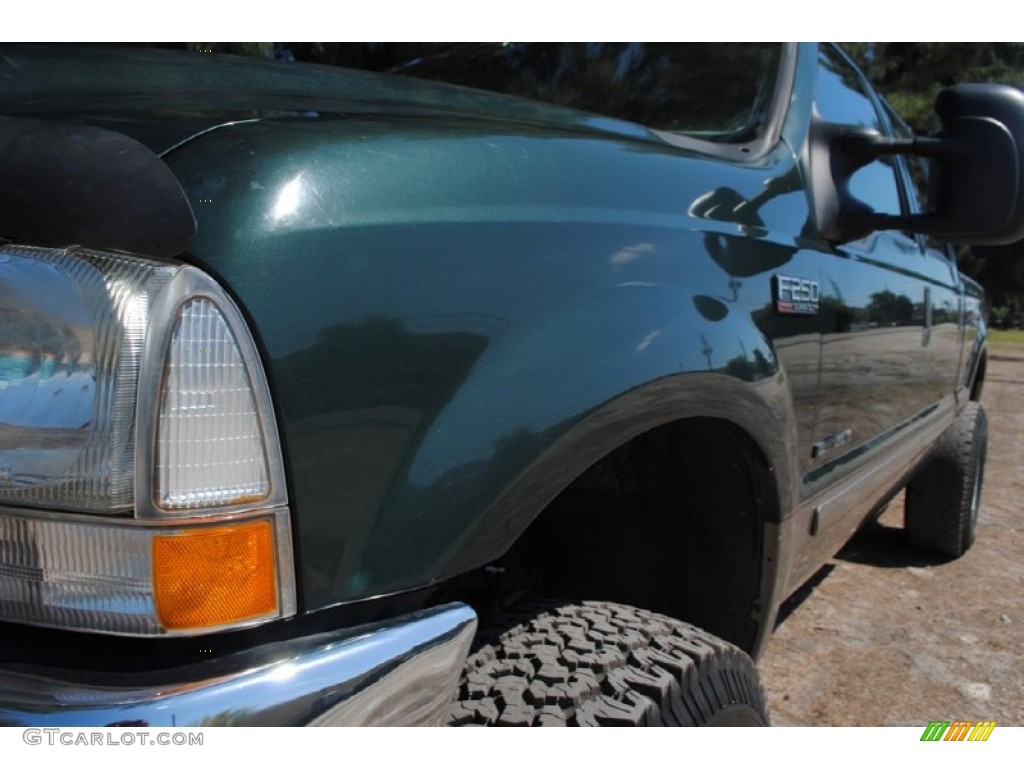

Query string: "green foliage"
[[988, 329, 1024, 359], [844, 43, 1024, 326], [843, 43, 1024, 133]]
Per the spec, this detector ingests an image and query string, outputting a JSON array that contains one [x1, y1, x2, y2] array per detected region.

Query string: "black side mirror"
[[924, 84, 1024, 244], [814, 83, 1024, 246]]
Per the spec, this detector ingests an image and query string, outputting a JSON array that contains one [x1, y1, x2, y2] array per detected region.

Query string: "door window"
[[814, 45, 904, 220]]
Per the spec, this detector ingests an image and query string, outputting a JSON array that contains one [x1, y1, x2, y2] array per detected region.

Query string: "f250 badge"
[[773, 274, 820, 316]]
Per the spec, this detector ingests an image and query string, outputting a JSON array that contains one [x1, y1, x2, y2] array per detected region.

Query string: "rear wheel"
[[905, 402, 987, 558], [447, 601, 769, 726]]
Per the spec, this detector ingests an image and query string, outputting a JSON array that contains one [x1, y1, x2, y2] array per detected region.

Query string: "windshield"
[[389, 43, 785, 143]]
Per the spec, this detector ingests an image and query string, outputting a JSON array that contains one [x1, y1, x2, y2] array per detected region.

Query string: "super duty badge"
[[773, 274, 820, 316]]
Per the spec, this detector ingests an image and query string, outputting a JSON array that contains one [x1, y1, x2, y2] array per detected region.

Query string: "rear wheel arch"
[[970, 348, 987, 402]]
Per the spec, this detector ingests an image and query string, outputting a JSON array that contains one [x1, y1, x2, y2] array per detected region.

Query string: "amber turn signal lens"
[[152, 520, 277, 630]]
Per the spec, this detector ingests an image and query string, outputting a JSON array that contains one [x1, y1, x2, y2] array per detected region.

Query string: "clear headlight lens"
[[0, 246, 175, 512], [0, 244, 295, 635]]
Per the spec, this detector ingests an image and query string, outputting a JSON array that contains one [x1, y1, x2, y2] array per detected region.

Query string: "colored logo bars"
[[920, 721, 997, 741]]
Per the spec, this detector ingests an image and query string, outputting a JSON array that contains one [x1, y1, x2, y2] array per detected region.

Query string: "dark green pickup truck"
[[0, 43, 1017, 726]]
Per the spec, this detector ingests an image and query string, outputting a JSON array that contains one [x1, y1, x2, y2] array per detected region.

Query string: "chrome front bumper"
[[0, 603, 476, 726]]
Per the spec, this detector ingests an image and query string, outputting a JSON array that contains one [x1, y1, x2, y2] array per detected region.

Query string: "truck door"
[[800, 44, 961, 552]]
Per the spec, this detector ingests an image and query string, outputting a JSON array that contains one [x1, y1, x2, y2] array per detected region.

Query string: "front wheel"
[[447, 601, 769, 726]]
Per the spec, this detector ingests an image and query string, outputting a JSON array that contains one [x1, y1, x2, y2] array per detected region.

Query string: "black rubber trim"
[[0, 115, 195, 258], [0, 582, 444, 675]]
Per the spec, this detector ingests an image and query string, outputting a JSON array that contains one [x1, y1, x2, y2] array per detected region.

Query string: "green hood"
[[0, 44, 653, 155]]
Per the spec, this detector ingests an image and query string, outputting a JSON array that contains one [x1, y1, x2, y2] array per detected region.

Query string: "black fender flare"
[[0, 116, 195, 258]]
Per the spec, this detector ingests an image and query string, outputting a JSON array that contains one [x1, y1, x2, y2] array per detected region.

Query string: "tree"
[[845, 43, 1024, 326]]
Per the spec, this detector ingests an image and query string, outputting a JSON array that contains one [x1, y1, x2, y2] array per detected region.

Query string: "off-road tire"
[[447, 601, 769, 726], [905, 402, 987, 558]]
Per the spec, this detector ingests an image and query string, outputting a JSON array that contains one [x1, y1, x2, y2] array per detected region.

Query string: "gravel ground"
[[758, 351, 1024, 726]]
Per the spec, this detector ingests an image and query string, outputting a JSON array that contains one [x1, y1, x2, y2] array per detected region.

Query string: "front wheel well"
[[488, 416, 776, 655]]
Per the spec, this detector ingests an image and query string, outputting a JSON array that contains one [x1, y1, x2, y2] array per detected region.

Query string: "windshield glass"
[[389, 43, 784, 143]]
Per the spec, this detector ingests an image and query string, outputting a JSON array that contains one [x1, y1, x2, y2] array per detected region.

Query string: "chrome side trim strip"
[[780, 399, 958, 596], [810, 402, 953, 535], [0, 603, 476, 727]]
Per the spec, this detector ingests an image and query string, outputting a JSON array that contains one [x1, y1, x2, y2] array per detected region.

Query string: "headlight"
[[0, 245, 295, 635], [0, 246, 173, 512]]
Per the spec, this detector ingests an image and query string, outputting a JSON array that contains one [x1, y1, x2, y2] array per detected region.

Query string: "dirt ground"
[[758, 351, 1024, 726]]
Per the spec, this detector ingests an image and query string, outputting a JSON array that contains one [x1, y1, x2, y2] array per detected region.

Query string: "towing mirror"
[[820, 84, 1024, 246], [923, 84, 1024, 244]]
